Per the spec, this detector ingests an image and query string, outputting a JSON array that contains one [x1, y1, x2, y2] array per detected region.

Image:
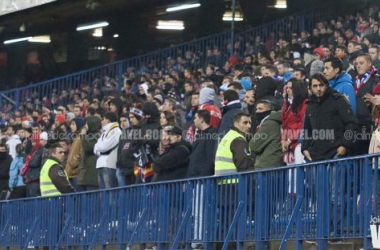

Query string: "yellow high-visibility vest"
[[40, 159, 68, 197]]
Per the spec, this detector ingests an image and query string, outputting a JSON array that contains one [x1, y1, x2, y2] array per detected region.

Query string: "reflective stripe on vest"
[[40, 159, 66, 197], [215, 130, 245, 184]]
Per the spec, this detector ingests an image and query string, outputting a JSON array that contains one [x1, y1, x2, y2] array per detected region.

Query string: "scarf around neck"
[[355, 65, 377, 93]]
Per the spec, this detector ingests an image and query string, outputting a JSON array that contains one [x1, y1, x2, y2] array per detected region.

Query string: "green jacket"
[[250, 111, 282, 169], [77, 116, 101, 187]]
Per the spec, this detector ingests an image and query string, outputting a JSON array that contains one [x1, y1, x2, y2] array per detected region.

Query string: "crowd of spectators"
[[1, 6, 380, 207]]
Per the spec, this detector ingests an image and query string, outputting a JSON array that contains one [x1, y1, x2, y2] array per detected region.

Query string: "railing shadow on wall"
[[0, 153, 379, 249]]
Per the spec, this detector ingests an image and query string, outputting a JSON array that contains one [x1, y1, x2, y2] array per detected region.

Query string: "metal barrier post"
[[237, 175, 247, 250], [363, 157, 373, 249], [254, 172, 266, 249], [295, 166, 305, 250], [316, 164, 328, 249]]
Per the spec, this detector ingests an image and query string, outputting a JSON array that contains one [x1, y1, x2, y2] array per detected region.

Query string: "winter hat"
[[40, 131, 48, 141], [55, 115, 66, 125], [310, 60, 324, 76], [153, 94, 163, 105], [373, 84, 380, 95], [140, 83, 149, 95], [240, 77, 252, 90], [164, 125, 183, 136], [313, 48, 325, 59], [130, 103, 144, 120], [71, 117, 85, 131], [109, 97, 123, 115], [199, 87, 216, 105], [66, 112, 75, 120], [293, 51, 301, 59], [255, 77, 278, 100]]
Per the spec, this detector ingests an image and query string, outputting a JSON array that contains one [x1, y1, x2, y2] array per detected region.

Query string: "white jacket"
[[94, 122, 122, 169]]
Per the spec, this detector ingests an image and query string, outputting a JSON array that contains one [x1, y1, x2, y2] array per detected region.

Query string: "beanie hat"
[[199, 87, 216, 105], [71, 117, 85, 132], [40, 131, 48, 140], [240, 77, 252, 90], [310, 60, 324, 76], [108, 97, 123, 115], [153, 94, 163, 105], [374, 84, 380, 95], [66, 112, 75, 121], [55, 115, 66, 125], [313, 47, 325, 59], [130, 103, 144, 120]]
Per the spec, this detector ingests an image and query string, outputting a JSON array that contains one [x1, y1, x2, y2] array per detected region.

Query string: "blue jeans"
[[116, 168, 126, 187], [97, 168, 117, 190]]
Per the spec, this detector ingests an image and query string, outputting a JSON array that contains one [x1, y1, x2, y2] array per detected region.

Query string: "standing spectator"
[[8, 144, 26, 199], [250, 100, 282, 169], [215, 112, 254, 175], [302, 73, 357, 161], [0, 144, 13, 199], [94, 112, 122, 189], [323, 57, 357, 113], [77, 116, 101, 191], [187, 110, 217, 178], [154, 125, 192, 181], [198, 87, 222, 130], [218, 90, 242, 140], [277, 61, 293, 83], [355, 54, 380, 155], [40, 143, 75, 196], [66, 117, 84, 190], [25, 131, 49, 197], [281, 79, 308, 165], [5, 125, 21, 159]]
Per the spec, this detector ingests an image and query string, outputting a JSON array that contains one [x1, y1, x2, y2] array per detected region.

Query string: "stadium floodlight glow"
[[156, 20, 185, 30], [113, 34, 119, 38], [76, 21, 109, 31], [4, 36, 31, 44], [166, 3, 200, 12], [28, 36, 51, 43], [92, 28, 103, 37], [275, 0, 287, 8], [223, 11, 244, 22]]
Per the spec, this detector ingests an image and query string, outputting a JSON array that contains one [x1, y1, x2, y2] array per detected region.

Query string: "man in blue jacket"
[[323, 57, 356, 113], [218, 89, 242, 140]]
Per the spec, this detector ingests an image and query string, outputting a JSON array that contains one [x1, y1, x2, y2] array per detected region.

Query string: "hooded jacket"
[[301, 88, 357, 161], [218, 100, 242, 140], [77, 116, 101, 187], [250, 111, 282, 169], [9, 153, 25, 189], [6, 135, 21, 159], [154, 140, 192, 182], [329, 72, 356, 113], [66, 117, 84, 177]]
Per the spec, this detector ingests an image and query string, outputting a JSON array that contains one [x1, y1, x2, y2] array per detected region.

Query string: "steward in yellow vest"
[[215, 112, 254, 176], [40, 143, 75, 197]]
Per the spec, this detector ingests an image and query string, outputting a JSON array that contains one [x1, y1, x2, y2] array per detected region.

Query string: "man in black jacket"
[[187, 110, 217, 178], [0, 144, 13, 199], [355, 54, 380, 155], [302, 73, 357, 161], [154, 126, 192, 182]]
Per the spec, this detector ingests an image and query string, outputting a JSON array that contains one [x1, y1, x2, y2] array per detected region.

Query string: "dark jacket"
[[250, 111, 282, 169], [301, 88, 358, 161], [77, 116, 101, 187], [355, 73, 380, 125], [116, 127, 140, 185], [218, 101, 242, 140], [0, 153, 13, 192], [154, 140, 192, 182], [187, 126, 217, 178], [46, 157, 75, 194], [26, 147, 47, 183]]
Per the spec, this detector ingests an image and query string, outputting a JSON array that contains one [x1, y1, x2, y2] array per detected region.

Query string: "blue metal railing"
[[0, 153, 379, 249], [0, 10, 337, 111]]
